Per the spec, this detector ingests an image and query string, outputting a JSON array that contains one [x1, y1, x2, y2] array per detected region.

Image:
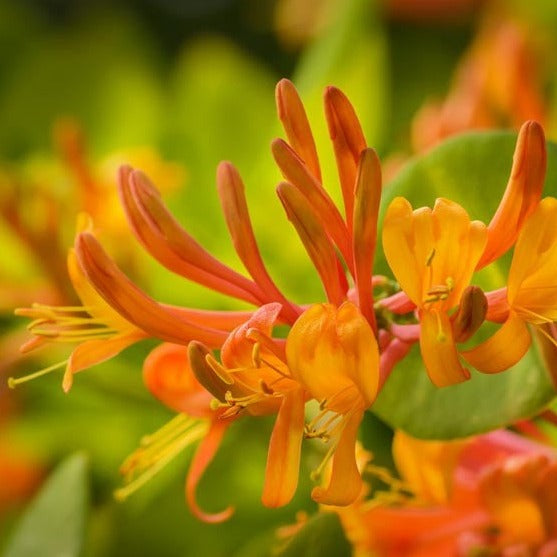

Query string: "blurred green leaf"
[[3, 453, 89, 557], [275, 512, 351, 557], [373, 131, 557, 438]]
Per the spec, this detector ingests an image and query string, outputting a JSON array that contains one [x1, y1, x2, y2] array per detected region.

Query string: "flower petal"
[[420, 310, 470, 387], [64, 331, 145, 392], [216, 162, 301, 323], [311, 409, 364, 506], [261, 387, 305, 508], [461, 312, 531, 374], [478, 121, 546, 268], [186, 418, 234, 523], [143, 343, 212, 417], [352, 149, 381, 332], [508, 197, 557, 319], [382, 197, 423, 306], [275, 79, 321, 181], [76, 232, 229, 347], [272, 138, 353, 272], [221, 303, 282, 369], [393, 430, 469, 505], [277, 182, 347, 306], [324, 86, 367, 229]]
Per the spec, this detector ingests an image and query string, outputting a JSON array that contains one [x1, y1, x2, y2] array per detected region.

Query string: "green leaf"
[[275, 512, 351, 557], [4, 453, 89, 557], [372, 131, 557, 439]]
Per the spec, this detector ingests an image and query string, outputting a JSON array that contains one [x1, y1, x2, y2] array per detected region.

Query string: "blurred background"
[[1, 0, 557, 555]]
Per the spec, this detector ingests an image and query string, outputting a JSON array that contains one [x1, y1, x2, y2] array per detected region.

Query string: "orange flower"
[[286, 302, 379, 505], [464, 197, 557, 373], [12, 214, 252, 391], [189, 304, 306, 509], [348, 430, 557, 557], [382, 197, 487, 386]]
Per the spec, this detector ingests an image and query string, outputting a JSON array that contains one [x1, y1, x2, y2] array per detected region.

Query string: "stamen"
[[205, 355, 234, 385], [426, 248, 436, 266], [310, 444, 337, 483], [514, 305, 553, 324], [536, 325, 557, 349], [8, 360, 68, 389], [114, 421, 208, 501]]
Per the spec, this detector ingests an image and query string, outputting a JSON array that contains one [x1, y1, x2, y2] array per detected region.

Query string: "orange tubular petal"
[[461, 312, 531, 374], [352, 149, 381, 333], [393, 431, 469, 505], [75, 233, 229, 348], [129, 169, 265, 301], [221, 303, 282, 368], [277, 182, 346, 306], [275, 79, 321, 182], [420, 310, 470, 387], [311, 409, 364, 506], [216, 162, 301, 324], [163, 306, 254, 331], [478, 121, 546, 269], [324, 86, 367, 229], [64, 331, 146, 392], [118, 166, 260, 305], [143, 343, 213, 417], [262, 387, 305, 508], [272, 139, 353, 273], [186, 418, 234, 523]]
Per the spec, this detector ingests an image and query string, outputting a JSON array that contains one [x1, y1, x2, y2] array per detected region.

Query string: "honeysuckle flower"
[[382, 197, 488, 386], [286, 302, 379, 506], [340, 430, 557, 557], [12, 214, 252, 392], [189, 303, 306, 509], [463, 196, 557, 374], [116, 342, 234, 523]]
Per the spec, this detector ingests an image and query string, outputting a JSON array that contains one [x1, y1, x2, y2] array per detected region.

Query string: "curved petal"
[[221, 303, 282, 369], [275, 79, 321, 182], [311, 409, 364, 506], [420, 310, 470, 387], [461, 312, 531, 374], [393, 431, 469, 505], [64, 331, 145, 392], [143, 343, 212, 417], [261, 388, 305, 508], [478, 121, 546, 269], [382, 197, 423, 305], [185, 418, 234, 523]]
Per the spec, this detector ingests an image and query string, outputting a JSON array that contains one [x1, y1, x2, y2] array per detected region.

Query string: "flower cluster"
[[12, 79, 554, 521]]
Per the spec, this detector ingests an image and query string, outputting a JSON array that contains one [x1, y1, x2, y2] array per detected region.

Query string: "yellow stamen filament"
[[8, 360, 69, 389], [535, 324, 557, 350], [361, 463, 415, 509], [115, 416, 208, 501], [18, 303, 119, 345], [310, 443, 337, 483]]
